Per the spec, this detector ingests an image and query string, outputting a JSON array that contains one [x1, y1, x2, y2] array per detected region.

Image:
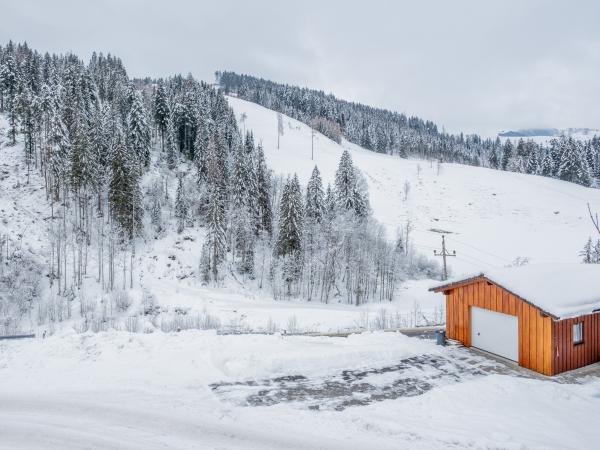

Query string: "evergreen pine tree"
[[127, 90, 151, 169], [230, 141, 257, 274], [174, 175, 188, 233], [334, 150, 357, 212], [165, 114, 178, 170], [324, 183, 336, 222], [255, 144, 273, 234], [508, 139, 527, 173], [204, 137, 227, 281], [47, 91, 70, 200], [68, 112, 98, 194], [501, 139, 513, 170], [275, 174, 304, 293], [557, 137, 591, 186], [109, 134, 143, 239], [153, 80, 170, 150], [199, 241, 211, 284], [525, 141, 539, 174], [275, 175, 304, 257], [150, 197, 162, 233], [193, 119, 210, 182], [594, 239, 600, 264], [305, 166, 325, 223], [488, 147, 499, 169], [580, 237, 593, 263], [0, 51, 20, 144], [540, 149, 555, 177], [333, 150, 370, 217]]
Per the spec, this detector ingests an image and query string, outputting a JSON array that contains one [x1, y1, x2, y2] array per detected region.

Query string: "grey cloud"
[[1, 0, 598, 136]]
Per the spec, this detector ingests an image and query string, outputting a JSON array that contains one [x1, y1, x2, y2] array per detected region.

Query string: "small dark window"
[[573, 323, 583, 344]]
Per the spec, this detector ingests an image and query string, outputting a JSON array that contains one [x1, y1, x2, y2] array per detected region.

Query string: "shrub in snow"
[[112, 290, 132, 312], [265, 317, 279, 334], [124, 316, 139, 333], [286, 315, 299, 334]]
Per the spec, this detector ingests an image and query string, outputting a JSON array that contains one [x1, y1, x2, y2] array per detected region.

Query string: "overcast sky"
[[2, 0, 599, 137]]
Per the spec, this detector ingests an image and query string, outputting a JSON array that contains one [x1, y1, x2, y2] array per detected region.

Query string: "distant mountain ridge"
[[499, 128, 599, 138]]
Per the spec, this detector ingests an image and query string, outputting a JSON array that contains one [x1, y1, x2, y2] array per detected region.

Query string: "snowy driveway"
[[211, 344, 536, 411]]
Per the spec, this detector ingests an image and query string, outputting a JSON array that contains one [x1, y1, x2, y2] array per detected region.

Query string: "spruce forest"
[[218, 71, 600, 187], [0, 41, 440, 333]]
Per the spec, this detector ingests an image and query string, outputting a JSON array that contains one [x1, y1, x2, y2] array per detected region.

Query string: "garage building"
[[430, 264, 600, 375]]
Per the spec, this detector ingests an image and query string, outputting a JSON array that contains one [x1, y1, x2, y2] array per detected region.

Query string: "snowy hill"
[[228, 96, 600, 276], [0, 113, 440, 336]]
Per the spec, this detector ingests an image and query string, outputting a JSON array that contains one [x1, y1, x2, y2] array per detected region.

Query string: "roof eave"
[[429, 274, 561, 320]]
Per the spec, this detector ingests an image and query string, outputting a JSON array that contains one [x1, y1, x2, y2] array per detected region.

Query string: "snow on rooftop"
[[434, 264, 600, 319]]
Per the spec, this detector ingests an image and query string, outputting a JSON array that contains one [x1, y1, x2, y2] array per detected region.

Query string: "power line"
[[411, 227, 510, 266], [456, 253, 498, 269], [445, 235, 511, 263]]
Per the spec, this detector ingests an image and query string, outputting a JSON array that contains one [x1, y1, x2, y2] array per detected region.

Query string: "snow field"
[[227, 96, 600, 276], [1, 330, 599, 449]]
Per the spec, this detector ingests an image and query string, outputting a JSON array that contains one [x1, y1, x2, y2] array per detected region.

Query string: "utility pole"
[[434, 235, 456, 281]]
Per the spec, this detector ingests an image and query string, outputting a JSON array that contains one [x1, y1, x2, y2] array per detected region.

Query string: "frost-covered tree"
[[109, 135, 142, 238], [46, 91, 70, 200], [68, 113, 98, 194], [334, 150, 369, 217], [276, 174, 304, 257], [153, 80, 170, 150], [305, 166, 324, 224], [165, 114, 178, 170], [488, 147, 499, 169], [540, 149, 555, 177], [0, 51, 20, 144], [501, 139, 513, 171], [204, 138, 227, 281], [275, 174, 304, 294], [557, 137, 591, 186], [127, 90, 151, 169], [174, 175, 189, 233], [580, 237, 594, 263], [593, 240, 600, 264], [334, 150, 357, 211], [255, 144, 273, 234], [150, 197, 163, 233], [525, 141, 540, 174], [230, 139, 257, 274]]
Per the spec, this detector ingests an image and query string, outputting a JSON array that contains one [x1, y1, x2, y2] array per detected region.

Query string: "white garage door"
[[470, 306, 518, 362]]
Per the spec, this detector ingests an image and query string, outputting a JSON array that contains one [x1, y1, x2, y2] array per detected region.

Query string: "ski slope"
[[228, 96, 600, 276]]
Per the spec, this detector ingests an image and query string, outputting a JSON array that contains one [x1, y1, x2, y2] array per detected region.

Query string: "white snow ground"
[[227, 96, 600, 276], [1, 331, 600, 449]]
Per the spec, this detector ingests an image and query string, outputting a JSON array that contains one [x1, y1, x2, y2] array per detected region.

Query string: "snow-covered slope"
[[0, 114, 440, 336], [227, 96, 600, 276]]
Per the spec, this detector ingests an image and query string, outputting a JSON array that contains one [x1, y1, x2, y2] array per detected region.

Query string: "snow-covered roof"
[[431, 264, 600, 319]]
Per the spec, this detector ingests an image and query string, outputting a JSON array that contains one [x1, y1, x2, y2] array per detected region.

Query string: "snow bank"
[[0, 330, 438, 389]]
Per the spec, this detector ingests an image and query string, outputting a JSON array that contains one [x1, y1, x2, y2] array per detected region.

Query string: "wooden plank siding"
[[552, 313, 600, 374], [443, 280, 558, 376]]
